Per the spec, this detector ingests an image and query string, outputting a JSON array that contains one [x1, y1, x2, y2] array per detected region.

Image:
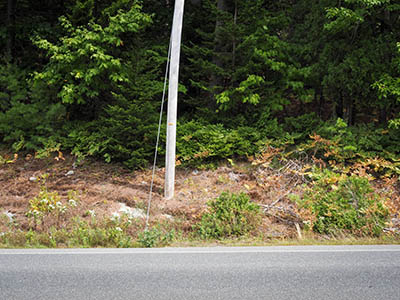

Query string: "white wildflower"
[[59, 205, 67, 213], [68, 199, 77, 207], [115, 227, 123, 232], [111, 212, 120, 221]]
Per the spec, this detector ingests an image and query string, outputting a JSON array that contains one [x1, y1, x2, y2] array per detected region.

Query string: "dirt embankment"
[[1, 153, 399, 239]]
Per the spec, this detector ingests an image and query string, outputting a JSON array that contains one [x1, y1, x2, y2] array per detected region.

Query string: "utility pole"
[[165, 0, 185, 199]]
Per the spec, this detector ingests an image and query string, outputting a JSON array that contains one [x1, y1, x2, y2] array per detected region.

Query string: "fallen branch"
[[259, 190, 292, 212]]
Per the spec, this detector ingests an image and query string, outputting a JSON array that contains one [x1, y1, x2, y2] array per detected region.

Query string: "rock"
[[228, 172, 240, 182], [3, 211, 15, 222], [162, 214, 174, 221], [65, 170, 74, 176], [192, 170, 199, 175], [117, 203, 146, 219]]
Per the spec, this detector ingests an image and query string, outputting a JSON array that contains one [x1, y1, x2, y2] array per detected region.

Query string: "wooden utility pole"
[[165, 0, 185, 199]]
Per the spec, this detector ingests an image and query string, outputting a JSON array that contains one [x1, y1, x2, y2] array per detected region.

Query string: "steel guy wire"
[[145, 39, 172, 231]]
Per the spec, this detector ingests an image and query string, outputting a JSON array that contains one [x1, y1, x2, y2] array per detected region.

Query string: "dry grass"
[[1, 151, 399, 248]]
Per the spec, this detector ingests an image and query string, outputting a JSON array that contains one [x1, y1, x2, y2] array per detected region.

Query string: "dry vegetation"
[[1, 151, 399, 247]]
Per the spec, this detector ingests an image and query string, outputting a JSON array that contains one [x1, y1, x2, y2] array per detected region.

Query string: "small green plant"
[[70, 217, 132, 248], [26, 174, 78, 230], [0, 153, 18, 165], [196, 192, 261, 239], [299, 169, 389, 237], [137, 227, 175, 248]]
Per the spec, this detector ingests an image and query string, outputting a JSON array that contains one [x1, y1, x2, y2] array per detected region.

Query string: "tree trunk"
[[210, 0, 233, 92], [335, 92, 344, 119], [379, 106, 388, 124], [315, 88, 324, 118], [232, 0, 237, 68], [344, 97, 356, 125], [7, 0, 16, 60]]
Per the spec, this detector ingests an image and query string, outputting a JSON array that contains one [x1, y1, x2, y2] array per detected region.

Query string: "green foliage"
[[0, 63, 66, 152], [0, 217, 134, 248], [296, 119, 400, 170], [32, 2, 151, 111], [176, 121, 265, 166], [70, 217, 132, 248], [375, 42, 400, 128], [137, 227, 175, 248], [26, 174, 79, 229], [64, 95, 163, 168], [0, 63, 28, 112], [185, 1, 310, 128], [0, 101, 66, 152], [283, 113, 323, 141], [0, 0, 400, 174], [299, 169, 389, 236], [196, 192, 261, 239]]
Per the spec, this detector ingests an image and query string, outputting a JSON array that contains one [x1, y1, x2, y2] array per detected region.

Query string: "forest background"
[[1, 0, 400, 169]]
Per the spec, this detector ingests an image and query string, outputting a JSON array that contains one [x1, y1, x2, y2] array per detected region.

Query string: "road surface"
[[0, 245, 399, 299]]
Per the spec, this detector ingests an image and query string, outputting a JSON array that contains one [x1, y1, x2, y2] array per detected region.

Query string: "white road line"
[[1, 246, 400, 255]]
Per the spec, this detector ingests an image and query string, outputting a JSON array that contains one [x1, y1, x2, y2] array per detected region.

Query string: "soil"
[[1, 152, 399, 239]]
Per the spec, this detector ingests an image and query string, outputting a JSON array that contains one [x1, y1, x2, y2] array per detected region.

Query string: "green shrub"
[[70, 219, 132, 248], [65, 119, 267, 169], [137, 227, 175, 248], [284, 112, 322, 141], [177, 121, 264, 166], [297, 118, 400, 166], [196, 192, 261, 239], [299, 169, 389, 236], [63, 98, 163, 168]]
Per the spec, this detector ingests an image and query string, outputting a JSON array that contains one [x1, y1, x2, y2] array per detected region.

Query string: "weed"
[[298, 169, 389, 237], [137, 227, 175, 248], [26, 174, 74, 230], [195, 192, 261, 239], [70, 217, 133, 248]]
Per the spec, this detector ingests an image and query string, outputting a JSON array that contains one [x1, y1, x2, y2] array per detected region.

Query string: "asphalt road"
[[0, 245, 400, 300]]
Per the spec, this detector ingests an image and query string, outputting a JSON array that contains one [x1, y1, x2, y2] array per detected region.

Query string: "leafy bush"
[[294, 119, 400, 176], [283, 113, 322, 141], [196, 192, 261, 239], [65, 119, 267, 169], [0, 63, 66, 152], [137, 227, 175, 248], [177, 121, 264, 166], [32, 4, 152, 108], [299, 169, 389, 236], [63, 97, 163, 168]]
